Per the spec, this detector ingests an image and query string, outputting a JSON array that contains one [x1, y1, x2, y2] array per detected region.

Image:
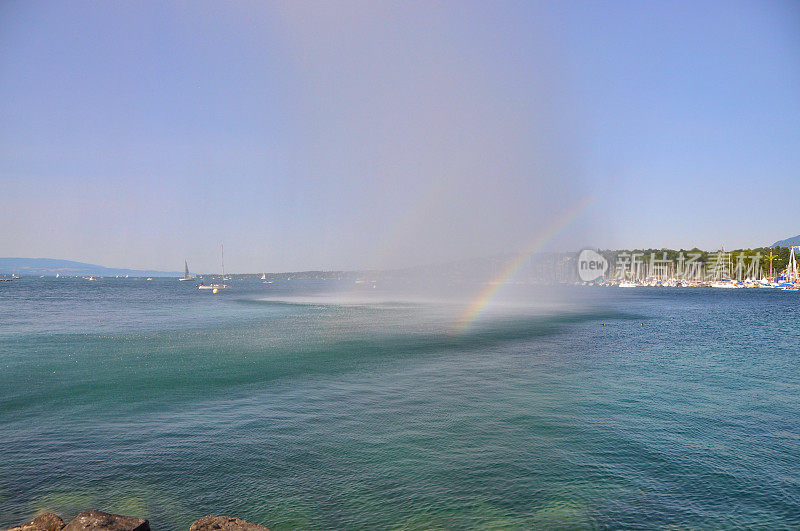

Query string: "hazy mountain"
[[0, 258, 180, 277], [771, 235, 800, 248]]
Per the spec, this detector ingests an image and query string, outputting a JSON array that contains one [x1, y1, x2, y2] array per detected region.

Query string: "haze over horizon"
[[2, 1, 798, 273]]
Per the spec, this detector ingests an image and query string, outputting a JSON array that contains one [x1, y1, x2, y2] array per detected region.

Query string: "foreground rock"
[[6, 513, 65, 531], [4, 511, 267, 531], [189, 516, 268, 531], [61, 511, 149, 531]]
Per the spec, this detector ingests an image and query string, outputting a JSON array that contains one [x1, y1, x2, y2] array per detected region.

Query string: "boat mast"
[[221, 243, 225, 280], [789, 246, 799, 283]]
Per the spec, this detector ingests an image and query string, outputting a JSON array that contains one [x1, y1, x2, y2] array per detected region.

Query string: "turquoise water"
[[1, 279, 799, 528]]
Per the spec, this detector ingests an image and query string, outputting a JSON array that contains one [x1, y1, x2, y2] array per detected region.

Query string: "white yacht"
[[199, 244, 228, 291]]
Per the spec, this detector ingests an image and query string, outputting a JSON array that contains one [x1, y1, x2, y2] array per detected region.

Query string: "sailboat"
[[778, 246, 800, 290], [618, 255, 639, 287], [261, 273, 266, 281], [178, 260, 194, 281], [198, 244, 228, 291], [709, 247, 739, 288]]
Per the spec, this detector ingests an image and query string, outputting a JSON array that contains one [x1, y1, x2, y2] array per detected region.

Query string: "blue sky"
[[1, 1, 798, 272]]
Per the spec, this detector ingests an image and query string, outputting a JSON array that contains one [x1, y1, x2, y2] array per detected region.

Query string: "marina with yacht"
[[595, 246, 800, 290]]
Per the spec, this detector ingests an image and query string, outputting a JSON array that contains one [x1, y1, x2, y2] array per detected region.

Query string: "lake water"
[[1, 278, 798, 528]]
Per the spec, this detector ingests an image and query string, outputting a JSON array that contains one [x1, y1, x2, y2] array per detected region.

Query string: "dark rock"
[[189, 516, 269, 531], [5, 512, 65, 531], [61, 511, 148, 531]]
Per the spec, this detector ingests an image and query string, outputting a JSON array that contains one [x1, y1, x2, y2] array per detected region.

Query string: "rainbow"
[[455, 196, 595, 333]]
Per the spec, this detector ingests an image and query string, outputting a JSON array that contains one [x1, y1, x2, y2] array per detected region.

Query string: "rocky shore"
[[4, 511, 268, 531]]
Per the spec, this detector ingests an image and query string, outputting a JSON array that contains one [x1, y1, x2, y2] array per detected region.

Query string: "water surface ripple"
[[1, 279, 798, 528]]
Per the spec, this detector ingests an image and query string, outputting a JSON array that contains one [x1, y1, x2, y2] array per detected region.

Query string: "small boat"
[[261, 273, 267, 281], [198, 278, 227, 291], [199, 244, 228, 291], [83, 276, 97, 281], [618, 281, 638, 288], [179, 260, 194, 281]]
